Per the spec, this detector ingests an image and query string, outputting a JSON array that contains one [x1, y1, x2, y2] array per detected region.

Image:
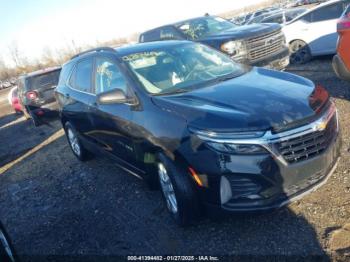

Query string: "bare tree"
[[41, 46, 58, 66], [8, 41, 22, 68]]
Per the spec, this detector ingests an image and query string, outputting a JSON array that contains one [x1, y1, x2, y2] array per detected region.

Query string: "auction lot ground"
[[0, 58, 349, 260]]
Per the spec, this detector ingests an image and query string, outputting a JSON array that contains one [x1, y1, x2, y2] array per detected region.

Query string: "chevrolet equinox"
[[55, 41, 341, 226]]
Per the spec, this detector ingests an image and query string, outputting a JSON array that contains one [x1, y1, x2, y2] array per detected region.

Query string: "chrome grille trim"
[[245, 29, 286, 62], [194, 103, 339, 166], [276, 115, 337, 164]]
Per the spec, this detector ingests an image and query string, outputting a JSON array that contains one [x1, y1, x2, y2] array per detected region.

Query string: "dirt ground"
[[0, 58, 349, 261]]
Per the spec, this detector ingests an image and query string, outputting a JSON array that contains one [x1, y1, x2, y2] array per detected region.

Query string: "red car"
[[8, 86, 23, 114], [333, 4, 350, 81]]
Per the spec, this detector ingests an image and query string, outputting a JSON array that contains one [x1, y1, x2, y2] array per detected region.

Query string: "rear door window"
[[311, 2, 344, 22], [69, 58, 93, 93]]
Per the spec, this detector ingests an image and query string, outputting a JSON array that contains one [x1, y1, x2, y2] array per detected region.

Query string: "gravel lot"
[[0, 58, 349, 261]]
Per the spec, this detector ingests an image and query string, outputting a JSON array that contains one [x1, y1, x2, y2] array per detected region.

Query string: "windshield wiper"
[[157, 88, 189, 96]]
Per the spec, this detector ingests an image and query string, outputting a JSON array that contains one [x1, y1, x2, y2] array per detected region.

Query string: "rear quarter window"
[[69, 58, 93, 93], [58, 63, 74, 86]]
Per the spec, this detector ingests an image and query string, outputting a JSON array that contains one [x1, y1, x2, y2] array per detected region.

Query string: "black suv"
[[17, 67, 61, 126], [139, 16, 290, 70], [56, 42, 340, 226]]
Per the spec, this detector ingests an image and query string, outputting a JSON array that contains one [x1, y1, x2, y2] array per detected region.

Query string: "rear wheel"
[[64, 122, 94, 161], [289, 40, 312, 64], [157, 153, 200, 226], [0, 224, 17, 262]]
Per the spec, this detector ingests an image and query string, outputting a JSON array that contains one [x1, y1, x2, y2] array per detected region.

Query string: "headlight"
[[221, 40, 247, 59], [189, 127, 268, 155], [206, 142, 267, 154]]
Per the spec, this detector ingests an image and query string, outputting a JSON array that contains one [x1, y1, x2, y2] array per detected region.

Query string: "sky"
[[0, 0, 264, 65]]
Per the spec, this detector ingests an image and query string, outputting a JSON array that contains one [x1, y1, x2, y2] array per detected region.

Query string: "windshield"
[[26, 70, 60, 90], [123, 43, 246, 95], [175, 16, 236, 40]]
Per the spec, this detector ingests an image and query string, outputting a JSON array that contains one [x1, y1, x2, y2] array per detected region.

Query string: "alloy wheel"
[[290, 40, 311, 64], [67, 128, 81, 156], [0, 229, 15, 262], [158, 163, 178, 214]]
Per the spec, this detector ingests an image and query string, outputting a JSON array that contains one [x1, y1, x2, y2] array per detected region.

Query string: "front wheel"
[[157, 153, 200, 226], [289, 40, 312, 64]]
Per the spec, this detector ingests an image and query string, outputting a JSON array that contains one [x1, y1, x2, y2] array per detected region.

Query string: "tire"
[[31, 115, 40, 127], [64, 122, 94, 161], [0, 223, 17, 262], [157, 153, 200, 226], [289, 40, 312, 64]]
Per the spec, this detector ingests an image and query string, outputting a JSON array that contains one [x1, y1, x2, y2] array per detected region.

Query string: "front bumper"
[[332, 54, 350, 81], [188, 104, 341, 213]]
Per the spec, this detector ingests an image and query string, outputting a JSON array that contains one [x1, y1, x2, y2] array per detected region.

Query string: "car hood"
[[151, 67, 328, 133], [200, 23, 281, 41]]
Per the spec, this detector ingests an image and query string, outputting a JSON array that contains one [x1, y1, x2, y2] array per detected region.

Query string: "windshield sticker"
[[122, 52, 164, 62]]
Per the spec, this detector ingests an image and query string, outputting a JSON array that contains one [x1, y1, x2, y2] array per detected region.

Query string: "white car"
[[283, 0, 350, 63]]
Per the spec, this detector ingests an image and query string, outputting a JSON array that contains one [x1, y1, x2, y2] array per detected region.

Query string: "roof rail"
[[70, 47, 116, 60]]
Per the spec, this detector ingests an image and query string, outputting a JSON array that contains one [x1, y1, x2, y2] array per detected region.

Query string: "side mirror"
[[97, 89, 135, 105]]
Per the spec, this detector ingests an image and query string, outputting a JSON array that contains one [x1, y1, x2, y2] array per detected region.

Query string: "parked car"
[[2, 81, 11, 89], [139, 16, 290, 70], [17, 66, 61, 126], [249, 8, 307, 25], [283, 0, 350, 64], [333, 4, 350, 80], [245, 11, 280, 25], [56, 43, 341, 226], [0, 221, 16, 262], [293, 0, 328, 6], [231, 14, 248, 25], [7, 86, 22, 114], [244, 7, 281, 24], [9, 78, 17, 85]]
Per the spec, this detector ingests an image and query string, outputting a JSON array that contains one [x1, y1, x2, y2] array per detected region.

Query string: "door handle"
[[65, 93, 70, 98]]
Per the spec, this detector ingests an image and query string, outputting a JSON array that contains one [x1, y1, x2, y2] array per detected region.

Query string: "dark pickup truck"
[[139, 16, 290, 70]]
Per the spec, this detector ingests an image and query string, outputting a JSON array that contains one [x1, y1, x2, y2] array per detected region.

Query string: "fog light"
[[220, 176, 232, 205]]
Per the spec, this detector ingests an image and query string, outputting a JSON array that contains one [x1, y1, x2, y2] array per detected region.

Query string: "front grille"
[[245, 29, 285, 62], [276, 115, 338, 164]]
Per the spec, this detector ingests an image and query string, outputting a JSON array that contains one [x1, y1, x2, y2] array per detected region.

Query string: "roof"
[[115, 40, 192, 57], [23, 66, 61, 78], [140, 15, 224, 35], [287, 0, 348, 24]]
